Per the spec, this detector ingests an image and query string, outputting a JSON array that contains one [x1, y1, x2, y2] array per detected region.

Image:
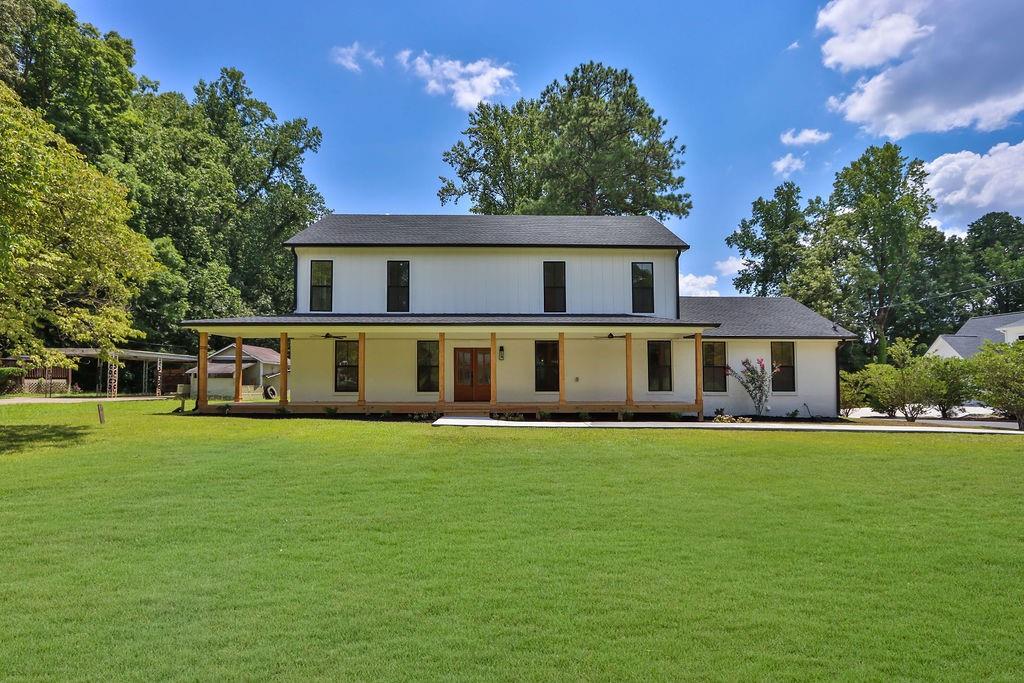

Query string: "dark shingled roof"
[[934, 311, 1024, 358], [183, 314, 714, 327], [284, 214, 689, 250], [679, 296, 855, 339]]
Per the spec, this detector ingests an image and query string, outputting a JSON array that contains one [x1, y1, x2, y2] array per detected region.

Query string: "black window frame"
[[631, 262, 655, 314], [647, 340, 672, 392], [334, 340, 359, 393], [309, 260, 333, 312], [416, 340, 439, 393], [771, 341, 796, 392], [387, 260, 410, 312], [703, 341, 728, 393], [543, 261, 566, 313], [534, 340, 560, 393]]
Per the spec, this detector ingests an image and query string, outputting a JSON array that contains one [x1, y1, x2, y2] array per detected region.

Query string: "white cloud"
[[925, 140, 1024, 224], [817, 0, 1024, 138], [679, 274, 720, 297], [787, 41, 800, 51], [329, 42, 384, 73], [772, 153, 805, 177], [818, 4, 933, 72], [396, 50, 516, 110], [714, 256, 744, 276], [780, 128, 832, 146]]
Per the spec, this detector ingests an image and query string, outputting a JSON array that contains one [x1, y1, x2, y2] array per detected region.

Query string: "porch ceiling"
[[181, 314, 719, 339], [182, 323, 713, 339]]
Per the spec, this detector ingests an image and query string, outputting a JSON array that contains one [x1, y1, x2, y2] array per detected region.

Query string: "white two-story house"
[[184, 215, 854, 417]]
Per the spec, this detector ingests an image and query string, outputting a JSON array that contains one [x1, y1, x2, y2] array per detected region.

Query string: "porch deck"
[[198, 400, 700, 416]]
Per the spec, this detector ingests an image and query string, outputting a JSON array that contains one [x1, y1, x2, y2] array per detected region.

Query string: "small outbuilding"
[[186, 343, 288, 399]]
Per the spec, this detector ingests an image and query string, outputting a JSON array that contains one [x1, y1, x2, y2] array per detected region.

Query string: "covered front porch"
[[186, 318, 715, 418]]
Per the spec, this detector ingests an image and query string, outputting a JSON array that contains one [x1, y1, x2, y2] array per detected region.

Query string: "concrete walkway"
[[433, 416, 1022, 435], [0, 395, 169, 405]]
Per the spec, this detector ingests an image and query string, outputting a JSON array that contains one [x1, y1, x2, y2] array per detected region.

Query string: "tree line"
[[725, 145, 1024, 366], [1, 0, 324, 364]]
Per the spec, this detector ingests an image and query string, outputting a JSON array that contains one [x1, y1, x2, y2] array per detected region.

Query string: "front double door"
[[453, 347, 491, 402]]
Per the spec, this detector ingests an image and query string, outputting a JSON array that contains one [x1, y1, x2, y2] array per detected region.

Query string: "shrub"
[[839, 369, 869, 417], [726, 357, 778, 416], [970, 341, 1024, 430], [857, 339, 941, 421], [0, 367, 26, 393], [927, 356, 975, 419], [859, 363, 900, 417]]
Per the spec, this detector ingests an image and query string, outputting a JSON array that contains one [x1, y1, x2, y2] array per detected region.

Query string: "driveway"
[[0, 396, 168, 405]]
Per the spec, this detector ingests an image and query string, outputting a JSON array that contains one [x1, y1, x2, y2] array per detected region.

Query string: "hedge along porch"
[[185, 317, 715, 417]]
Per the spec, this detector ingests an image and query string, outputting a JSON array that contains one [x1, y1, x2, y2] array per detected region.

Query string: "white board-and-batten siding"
[[293, 246, 679, 317]]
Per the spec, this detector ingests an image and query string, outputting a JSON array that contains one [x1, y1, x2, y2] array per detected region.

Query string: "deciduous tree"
[[440, 62, 690, 220], [0, 83, 156, 366]]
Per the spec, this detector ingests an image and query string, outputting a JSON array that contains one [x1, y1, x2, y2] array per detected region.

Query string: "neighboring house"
[[926, 311, 1024, 359], [183, 215, 854, 417], [186, 343, 287, 399]]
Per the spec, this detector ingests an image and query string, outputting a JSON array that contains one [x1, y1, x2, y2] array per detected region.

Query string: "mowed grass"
[[1, 401, 1022, 680]]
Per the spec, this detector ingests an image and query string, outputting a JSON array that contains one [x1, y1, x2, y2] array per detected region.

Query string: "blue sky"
[[68, 0, 1024, 295]]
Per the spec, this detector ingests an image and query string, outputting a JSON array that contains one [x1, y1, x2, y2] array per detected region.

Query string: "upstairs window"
[[632, 262, 654, 313], [647, 340, 672, 392], [310, 260, 333, 312], [417, 340, 439, 392], [534, 341, 560, 392], [703, 341, 727, 393], [543, 261, 566, 313], [387, 260, 410, 312], [771, 341, 796, 392], [334, 340, 359, 393]]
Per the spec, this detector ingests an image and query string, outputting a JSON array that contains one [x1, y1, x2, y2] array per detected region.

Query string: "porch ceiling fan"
[[322, 333, 347, 339], [593, 333, 627, 339]]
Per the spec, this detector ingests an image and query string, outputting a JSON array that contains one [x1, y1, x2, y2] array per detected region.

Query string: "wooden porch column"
[[438, 332, 446, 406], [197, 332, 208, 409], [279, 333, 289, 406], [558, 332, 566, 406], [233, 336, 243, 403], [694, 332, 704, 421], [490, 332, 497, 407], [357, 332, 366, 406], [625, 333, 634, 407]]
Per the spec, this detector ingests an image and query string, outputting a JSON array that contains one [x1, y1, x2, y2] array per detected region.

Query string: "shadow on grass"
[[0, 425, 91, 455]]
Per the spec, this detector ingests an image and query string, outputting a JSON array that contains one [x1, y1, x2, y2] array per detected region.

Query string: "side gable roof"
[[284, 214, 689, 250], [955, 311, 1024, 338], [679, 296, 855, 339], [208, 343, 285, 365]]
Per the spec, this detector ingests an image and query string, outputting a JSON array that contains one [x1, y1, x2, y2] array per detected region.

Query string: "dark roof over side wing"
[[285, 214, 689, 249], [680, 296, 856, 339]]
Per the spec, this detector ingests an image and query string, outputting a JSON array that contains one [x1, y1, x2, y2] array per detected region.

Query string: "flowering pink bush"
[[726, 357, 779, 416]]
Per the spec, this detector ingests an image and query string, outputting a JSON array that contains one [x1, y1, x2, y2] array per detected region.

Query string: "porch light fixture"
[[498, 345, 504, 360]]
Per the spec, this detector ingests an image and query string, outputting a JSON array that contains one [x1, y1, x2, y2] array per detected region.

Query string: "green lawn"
[[1, 401, 1022, 679]]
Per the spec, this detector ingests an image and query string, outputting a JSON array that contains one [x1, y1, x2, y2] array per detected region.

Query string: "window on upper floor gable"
[[387, 260, 410, 312], [310, 260, 333, 312], [543, 261, 566, 313], [632, 262, 654, 314]]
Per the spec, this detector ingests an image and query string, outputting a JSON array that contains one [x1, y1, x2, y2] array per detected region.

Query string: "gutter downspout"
[[835, 340, 847, 417], [290, 247, 298, 313], [674, 249, 681, 320]]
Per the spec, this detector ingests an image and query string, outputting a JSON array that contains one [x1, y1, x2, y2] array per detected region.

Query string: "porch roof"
[[181, 314, 719, 338]]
